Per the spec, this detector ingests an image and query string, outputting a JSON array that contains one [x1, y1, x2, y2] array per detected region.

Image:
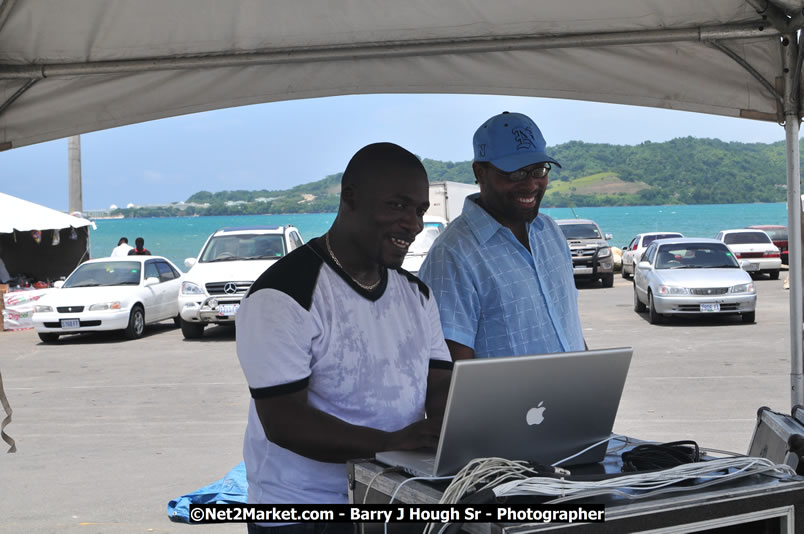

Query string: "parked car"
[[715, 228, 782, 279], [178, 225, 304, 339], [401, 215, 447, 274], [746, 225, 788, 265], [556, 218, 615, 287], [633, 238, 757, 324], [31, 256, 183, 342], [621, 231, 684, 279]]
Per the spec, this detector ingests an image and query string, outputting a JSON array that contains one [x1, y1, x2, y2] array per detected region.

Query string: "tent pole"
[[0, 23, 779, 80], [783, 32, 804, 407]]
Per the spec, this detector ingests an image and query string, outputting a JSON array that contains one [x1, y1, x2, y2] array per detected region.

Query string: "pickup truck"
[[177, 225, 304, 338], [556, 218, 615, 288]]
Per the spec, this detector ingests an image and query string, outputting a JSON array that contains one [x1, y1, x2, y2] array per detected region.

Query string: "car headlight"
[[34, 305, 53, 313], [89, 301, 122, 311], [181, 281, 204, 295], [597, 247, 612, 259], [730, 282, 755, 294], [658, 285, 689, 295]]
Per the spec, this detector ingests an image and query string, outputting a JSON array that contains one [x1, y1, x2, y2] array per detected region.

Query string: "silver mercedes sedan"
[[633, 238, 757, 324]]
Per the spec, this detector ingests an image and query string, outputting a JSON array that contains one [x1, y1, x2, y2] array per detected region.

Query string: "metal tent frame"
[[0, 0, 803, 406]]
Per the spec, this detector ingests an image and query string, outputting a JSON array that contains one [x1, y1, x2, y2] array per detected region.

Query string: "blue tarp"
[[168, 462, 248, 523]]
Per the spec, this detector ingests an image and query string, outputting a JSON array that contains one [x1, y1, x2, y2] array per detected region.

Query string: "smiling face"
[[337, 143, 430, 271], [351, 168, 429, 269], [474, 161, 549, 226]]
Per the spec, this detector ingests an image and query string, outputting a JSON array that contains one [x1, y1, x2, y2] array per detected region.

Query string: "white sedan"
[[621, 231, 684, 279], [633, 238, 757, 324], [715, 229, 782, 279], [32, 256, 183, 343]]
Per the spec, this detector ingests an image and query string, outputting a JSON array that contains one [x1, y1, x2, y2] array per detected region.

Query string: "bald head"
[[332, 142, 429, 269], [341, 143, 426, 190]]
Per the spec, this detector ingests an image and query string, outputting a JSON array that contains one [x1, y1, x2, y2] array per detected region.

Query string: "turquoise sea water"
[[90, 203, 789, 272]]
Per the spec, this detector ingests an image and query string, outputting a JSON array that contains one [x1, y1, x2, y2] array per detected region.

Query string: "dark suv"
[[556, 219, 614, 288], [747, 225, 788, 265]]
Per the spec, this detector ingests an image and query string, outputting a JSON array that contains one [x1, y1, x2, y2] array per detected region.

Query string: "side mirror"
[[638, 261, 653, 270], [605, 233, 613, 240], [144, 277, 160, 286], [740, 260, 759, 272], [53, 280, 64, 288], [184, 257, 197, 269]]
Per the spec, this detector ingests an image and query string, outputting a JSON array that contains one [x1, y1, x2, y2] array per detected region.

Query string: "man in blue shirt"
[[419, 111, 585, 360]]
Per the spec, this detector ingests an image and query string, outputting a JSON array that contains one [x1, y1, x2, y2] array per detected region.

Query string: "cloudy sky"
[[1, 93, 788, 212]]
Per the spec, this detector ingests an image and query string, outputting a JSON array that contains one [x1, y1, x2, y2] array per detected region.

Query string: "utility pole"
[[68, 135, 82, 215]]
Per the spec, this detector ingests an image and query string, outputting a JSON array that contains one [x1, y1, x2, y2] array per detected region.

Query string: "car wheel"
[[648, 291, 662, 324], [38, 332, 60, 343], [180, 318, 205, 339], [633, 286, 646, 313], [742, 311, 756, 324], [621, 268, 631, 280], [768, 269, 780, 280], [123, 305, 145, 340], [601, 273, 614, 288], [173, 314, 181, 327]]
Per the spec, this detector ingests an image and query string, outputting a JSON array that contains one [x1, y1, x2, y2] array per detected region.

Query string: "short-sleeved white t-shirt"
[[236, 239, 451, 506]]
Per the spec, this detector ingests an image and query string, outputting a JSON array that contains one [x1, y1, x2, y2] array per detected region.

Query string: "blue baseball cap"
[[473, 111, 561, 172]]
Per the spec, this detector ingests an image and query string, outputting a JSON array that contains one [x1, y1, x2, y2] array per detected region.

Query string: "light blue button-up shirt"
[[419, 193, 585, 358]]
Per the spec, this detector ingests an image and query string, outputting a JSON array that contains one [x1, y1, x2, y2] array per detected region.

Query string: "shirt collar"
[[462, 193, 545, 244]]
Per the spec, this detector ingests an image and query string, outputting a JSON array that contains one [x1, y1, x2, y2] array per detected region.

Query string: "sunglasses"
[[493, 163, 552, 182]]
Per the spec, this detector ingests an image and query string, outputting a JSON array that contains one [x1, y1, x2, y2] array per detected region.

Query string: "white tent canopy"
[[1, 0, 803, 404], [0, 193, 93, 234], [0, 0, 802, 150]]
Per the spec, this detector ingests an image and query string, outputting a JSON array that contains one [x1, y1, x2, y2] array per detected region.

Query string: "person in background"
[[235, 142, 452, 533], [110, 237, 134, 257], [0, 243, 11, 283], [127, 237, 151, 256], [419, 111, 586, 361]]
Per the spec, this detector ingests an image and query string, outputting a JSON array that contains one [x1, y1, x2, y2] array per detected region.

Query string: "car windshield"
[[655, 244, 739, 270], [200, 234, 286, 262], [63, 261, 142, 287], [559, 224, 601, 239], [723, 232, 771, 245], [642, 234, 682, 247], [408, 226, 441, 254], [759, 228, 788, 240]]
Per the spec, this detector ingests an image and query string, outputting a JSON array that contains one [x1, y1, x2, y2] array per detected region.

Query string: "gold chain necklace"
[[325, 233, 381, 291]]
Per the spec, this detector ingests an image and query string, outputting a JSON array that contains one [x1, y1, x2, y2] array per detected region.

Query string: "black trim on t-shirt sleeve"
[[249, 376, 310, 399], [394, 267, 431, 299], [429, 359, 454, 371], [246, 244, 323, 311]]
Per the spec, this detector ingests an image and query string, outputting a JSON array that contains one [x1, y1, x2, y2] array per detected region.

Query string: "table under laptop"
[[349, 444, 804, 534], [348, 349, 804, 533]]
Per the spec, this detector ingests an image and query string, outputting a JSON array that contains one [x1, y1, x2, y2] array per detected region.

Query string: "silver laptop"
[[376, 347, 633, 477]]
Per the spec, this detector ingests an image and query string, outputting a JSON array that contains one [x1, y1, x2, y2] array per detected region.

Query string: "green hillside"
[[113, 137, 796, 217]]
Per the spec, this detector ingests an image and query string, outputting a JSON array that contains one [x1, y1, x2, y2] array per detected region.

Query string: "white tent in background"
[[0, 0, 803, 404], [0, 193, 94, 282], [0, 192, 94, 234]]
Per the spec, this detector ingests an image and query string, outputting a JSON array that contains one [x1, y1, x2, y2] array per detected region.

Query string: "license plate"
[[218, 304, 239, 316], [60, 319, 80, 329], [700, 303, 720, 312]]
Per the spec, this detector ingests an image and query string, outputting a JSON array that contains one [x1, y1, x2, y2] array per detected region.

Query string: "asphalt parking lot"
[[0, 271, 798, 533]]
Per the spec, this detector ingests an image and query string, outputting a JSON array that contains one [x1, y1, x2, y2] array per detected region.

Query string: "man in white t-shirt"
[[110, 237, 133, 257], [236, 143, 452, 533]]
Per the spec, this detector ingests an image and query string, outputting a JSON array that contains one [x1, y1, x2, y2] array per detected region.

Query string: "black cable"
[[621, 440, 700, 472]]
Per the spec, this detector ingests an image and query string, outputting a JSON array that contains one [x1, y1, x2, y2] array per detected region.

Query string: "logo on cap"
[[513, 127, 537, 150]]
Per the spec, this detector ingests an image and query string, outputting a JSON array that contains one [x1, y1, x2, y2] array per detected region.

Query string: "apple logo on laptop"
[[526, 401, 546, 425]]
